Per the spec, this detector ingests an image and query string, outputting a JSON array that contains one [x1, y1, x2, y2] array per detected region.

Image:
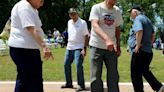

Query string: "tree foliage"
[[0, 0, 163, 44], [0, 0, 80, 34], [0, 0, 18, 32]]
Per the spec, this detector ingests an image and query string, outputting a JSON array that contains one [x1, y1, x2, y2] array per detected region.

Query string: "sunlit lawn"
[[0, 47, 163, 82]]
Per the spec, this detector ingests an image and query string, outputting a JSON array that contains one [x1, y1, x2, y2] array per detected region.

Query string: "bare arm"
[[91, 20, 110, 42], [84, 35, 89, 48], [81, 35, 89, 57], [135, 30, 143, 53], [26, 26, 45, 48], [115, 26, 121, 56], [91, 19, 115, 51], [26, 26, 53, 60], [115, 26, 121, 46], [151, 33, 155, 44]]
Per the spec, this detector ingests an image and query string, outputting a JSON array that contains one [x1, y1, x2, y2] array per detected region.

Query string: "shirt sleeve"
[[89, 4, 99, 21], [115, 9, 123, 27], [18, 8, 36, 28], [133, 17, 143, 32], [83, 21, 89, 36]]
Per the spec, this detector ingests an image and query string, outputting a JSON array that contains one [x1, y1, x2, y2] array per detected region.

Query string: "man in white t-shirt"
[[89, 0, 123, 92], [8, 0, 53, 92], [61, 8, 89, 91]]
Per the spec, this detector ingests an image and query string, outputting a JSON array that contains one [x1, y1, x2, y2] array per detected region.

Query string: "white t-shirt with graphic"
[[67, 17, 89, 50], [89, 2, 123, 49], [8, 0, 44, 49]]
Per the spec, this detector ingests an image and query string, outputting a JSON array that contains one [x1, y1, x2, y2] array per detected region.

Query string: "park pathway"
[[0, 81, 157, 92]]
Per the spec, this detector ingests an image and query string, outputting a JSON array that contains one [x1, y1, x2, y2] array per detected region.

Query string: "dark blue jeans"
[[64, 49, 85, 88], [9, 47, 43, 92], [90, 47, 119, 92], [131, 50, 162, 92]]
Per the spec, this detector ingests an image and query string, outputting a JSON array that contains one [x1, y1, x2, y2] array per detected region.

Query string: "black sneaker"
[[61, 85, 73, 88]]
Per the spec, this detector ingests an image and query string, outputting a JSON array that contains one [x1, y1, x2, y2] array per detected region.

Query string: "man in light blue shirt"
[[129, 5, 164, 92]]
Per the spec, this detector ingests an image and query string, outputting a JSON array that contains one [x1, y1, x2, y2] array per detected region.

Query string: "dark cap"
[[128, 5, 142, 12], [68, 8, 77, 13]]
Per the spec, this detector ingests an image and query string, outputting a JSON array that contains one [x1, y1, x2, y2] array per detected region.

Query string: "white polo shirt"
[[8, 0, 44, 49], [67, 17, 89, 50], [89, 3, 123, 49]]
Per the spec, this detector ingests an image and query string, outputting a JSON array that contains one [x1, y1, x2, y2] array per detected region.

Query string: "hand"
[[116, 46, 121, 57], [43, 47, 54, 61], [134, 45, 141, 53], [106, 40, 117, 52], [81, 49, 86, 57]]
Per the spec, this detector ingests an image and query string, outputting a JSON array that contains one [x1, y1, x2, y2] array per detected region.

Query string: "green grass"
[[0, 47, 164, 82]]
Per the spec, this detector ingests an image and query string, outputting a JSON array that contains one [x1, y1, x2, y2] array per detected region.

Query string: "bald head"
[[28, 0, 43, 9]]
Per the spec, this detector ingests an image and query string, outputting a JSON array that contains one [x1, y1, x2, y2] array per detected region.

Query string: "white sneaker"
[[158, 85, 164, 92]]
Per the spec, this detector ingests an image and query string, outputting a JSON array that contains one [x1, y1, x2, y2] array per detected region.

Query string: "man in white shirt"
[[89, 0, 123, 92], [61, 8, 89, 91]]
